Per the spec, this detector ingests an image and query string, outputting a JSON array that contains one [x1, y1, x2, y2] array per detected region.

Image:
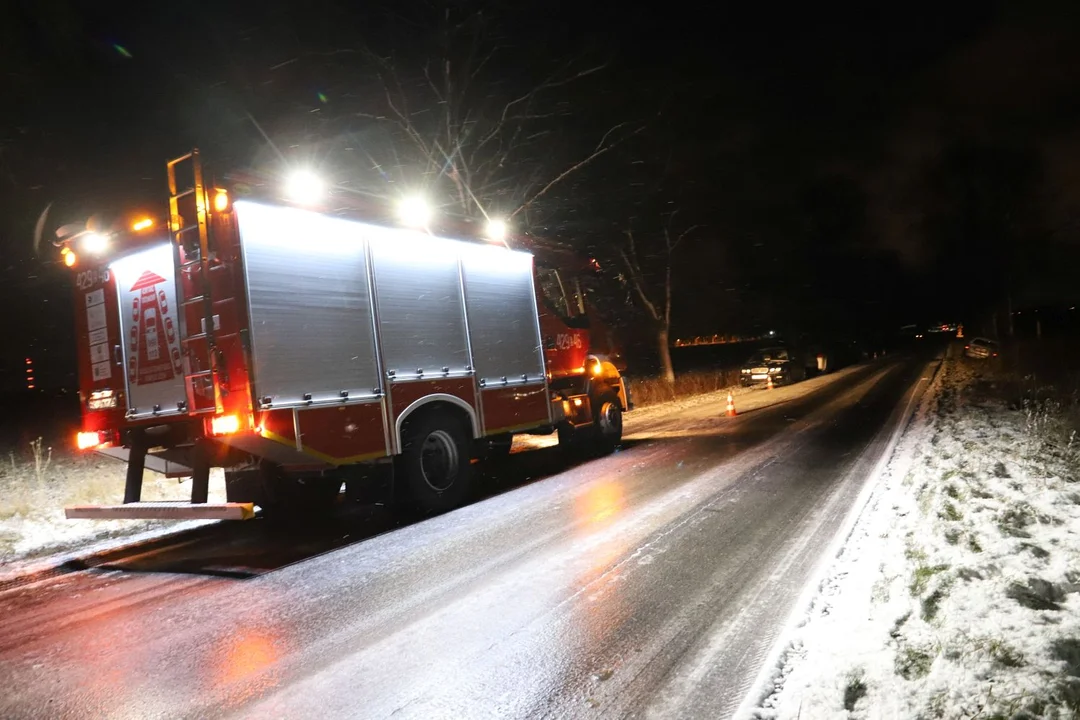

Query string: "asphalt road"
[[0, 355, 935, 719]]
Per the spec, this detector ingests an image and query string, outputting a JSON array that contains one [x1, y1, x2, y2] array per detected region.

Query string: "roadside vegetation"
[[756, 340, 1080, 718], [630, 368, 743, 408], [0, 438, 224, 563]]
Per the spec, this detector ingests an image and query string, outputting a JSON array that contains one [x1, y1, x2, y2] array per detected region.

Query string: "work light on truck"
[[398, 195, 432, 228], [284, 170, 324, 206], [485, 218, 507, 243], [80, 232, 108, 254]]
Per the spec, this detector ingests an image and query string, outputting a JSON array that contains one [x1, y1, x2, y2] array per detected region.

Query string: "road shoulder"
[[745, 348, 1080, 718]]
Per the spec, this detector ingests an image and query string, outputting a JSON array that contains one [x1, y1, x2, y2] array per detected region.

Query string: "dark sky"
[[3, 0, 1080, 390]]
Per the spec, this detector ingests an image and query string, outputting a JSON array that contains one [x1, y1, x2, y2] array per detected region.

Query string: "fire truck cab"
[[63, 151, 630, 521]]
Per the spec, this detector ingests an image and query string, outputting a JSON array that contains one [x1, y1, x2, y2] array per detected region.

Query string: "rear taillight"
[[209, 413, 248, 436], [76, 430, 106, 450]]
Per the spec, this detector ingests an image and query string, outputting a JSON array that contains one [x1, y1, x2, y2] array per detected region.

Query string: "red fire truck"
[[62, 151, 631, 520]]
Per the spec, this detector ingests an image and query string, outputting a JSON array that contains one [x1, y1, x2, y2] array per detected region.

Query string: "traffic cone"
[[726, 392, 737, 417], [766, 374, 774, 390]]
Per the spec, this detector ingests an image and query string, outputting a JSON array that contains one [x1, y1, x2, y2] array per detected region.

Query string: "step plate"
[[65, 502, 255, 521]]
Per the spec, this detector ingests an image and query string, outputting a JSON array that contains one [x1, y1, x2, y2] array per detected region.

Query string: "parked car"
[[964, 337, 999, 360], [740, 347, 807, 386]]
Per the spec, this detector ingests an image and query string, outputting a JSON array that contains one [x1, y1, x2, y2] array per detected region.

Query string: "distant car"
[[740, 347, 807, 386], [964, 337, 999, 360]]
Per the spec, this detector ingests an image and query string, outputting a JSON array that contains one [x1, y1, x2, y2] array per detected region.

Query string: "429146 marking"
[[76, 268, 110, 290]]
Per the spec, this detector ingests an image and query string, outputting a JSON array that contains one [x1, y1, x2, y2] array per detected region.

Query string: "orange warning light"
[[213, 189, 230, 213]]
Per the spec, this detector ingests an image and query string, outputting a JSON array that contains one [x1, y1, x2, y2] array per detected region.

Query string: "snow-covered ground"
[[751, 348, 1080, 719], [0, 449, 225, 569]]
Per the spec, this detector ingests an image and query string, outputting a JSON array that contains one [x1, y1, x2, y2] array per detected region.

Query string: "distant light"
[[213, 188, 230, 213], [485, 218, 507, 243], [284, 170, 324, 206], [132, 218, 154, 232], [769, 330, 775, 336], [81, 232, 108, 254], [398, 195, 432, 228]]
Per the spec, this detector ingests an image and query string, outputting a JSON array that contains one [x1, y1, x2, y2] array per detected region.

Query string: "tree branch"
[[508, 123, 645, 220], [619, 238, 661, 322]]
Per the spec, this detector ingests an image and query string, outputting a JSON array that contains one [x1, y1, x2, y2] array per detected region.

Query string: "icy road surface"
[[0, 356, 934, 719]]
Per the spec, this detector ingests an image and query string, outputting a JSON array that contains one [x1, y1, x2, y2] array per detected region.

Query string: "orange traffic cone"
[[726, 392, 737, 417], [766, 375, 774, 390]]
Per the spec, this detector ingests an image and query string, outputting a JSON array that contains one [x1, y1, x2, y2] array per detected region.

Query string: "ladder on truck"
[[166, 148, 234, 417]]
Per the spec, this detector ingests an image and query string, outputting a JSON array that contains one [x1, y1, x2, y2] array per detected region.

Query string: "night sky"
[[3, 0, 1080, 391]]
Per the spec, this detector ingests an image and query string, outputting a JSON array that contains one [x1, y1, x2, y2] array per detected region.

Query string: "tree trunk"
[[657, 326, 675, 384]]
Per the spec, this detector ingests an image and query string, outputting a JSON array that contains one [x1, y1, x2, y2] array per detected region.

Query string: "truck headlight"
[[741, 369, 751, 374], [769, 367, 781, 374]]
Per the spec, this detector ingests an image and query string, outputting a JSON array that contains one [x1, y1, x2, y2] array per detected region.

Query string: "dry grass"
[[0, 439, 216, 517], [0, 437, 226, 561], [630, 368, 743, 408]]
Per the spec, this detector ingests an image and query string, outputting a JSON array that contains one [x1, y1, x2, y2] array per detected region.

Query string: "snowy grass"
[[0, 439, 224, 564], [630, 368, 744, 408], [752, 344, 1080, 719]]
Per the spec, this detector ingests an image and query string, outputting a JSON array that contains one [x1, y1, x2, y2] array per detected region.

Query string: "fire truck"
[[60, 151, 631, 521]]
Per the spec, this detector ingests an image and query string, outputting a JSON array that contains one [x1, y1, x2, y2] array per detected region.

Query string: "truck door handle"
[[113, 344, 123, 366], [544, 337, 556, 350]]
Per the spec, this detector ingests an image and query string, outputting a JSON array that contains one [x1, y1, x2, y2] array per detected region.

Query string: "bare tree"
[[620, 214, 701, 384], [346, 8, 644, 231]]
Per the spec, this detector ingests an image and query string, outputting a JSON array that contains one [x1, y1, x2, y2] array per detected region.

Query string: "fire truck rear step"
[[64, 502, 255, 521]]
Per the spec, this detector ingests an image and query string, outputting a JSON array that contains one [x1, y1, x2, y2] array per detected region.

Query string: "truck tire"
[[396, 409, 474, 514], [591, 392, 623, 455]]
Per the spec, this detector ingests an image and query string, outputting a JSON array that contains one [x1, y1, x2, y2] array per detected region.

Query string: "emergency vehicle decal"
[[127, 270, 183, 386], [84, 287, 112, 381]]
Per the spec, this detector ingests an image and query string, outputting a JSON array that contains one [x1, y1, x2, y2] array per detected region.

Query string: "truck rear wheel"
[[396, 410, 474, 514], [592, 392, 623, 454], [559, 392, 623, 457]]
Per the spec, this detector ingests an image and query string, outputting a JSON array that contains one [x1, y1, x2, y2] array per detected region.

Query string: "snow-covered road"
[[0, 356, 932, 719]]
